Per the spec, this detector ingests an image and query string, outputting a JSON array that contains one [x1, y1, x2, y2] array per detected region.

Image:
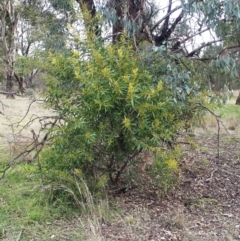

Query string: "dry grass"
[[226, 90, 239, 105], [196, 91, 240, 137], [0, 96, 52, 141], [0, 96, 53, 163], [227, 117, 239, 130]]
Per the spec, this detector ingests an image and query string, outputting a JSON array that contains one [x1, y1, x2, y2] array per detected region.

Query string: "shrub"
[[40, 39, 205, 200]]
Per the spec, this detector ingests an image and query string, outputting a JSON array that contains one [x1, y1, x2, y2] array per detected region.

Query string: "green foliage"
[[199, 45, 240, 91], [151, 147, 181, 194], [0, 165, 53, 227], [40, 38, 207, 200], [14, 56, 39, 78]]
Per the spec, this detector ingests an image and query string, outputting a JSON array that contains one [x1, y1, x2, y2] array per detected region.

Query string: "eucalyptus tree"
[[13, 0, 70, 93], [0, 0, 42, 96], [45, 0, 239, 94], [0, 0, 77, 97], [0, 0, 23, 98], [75, 1, 216, 51]]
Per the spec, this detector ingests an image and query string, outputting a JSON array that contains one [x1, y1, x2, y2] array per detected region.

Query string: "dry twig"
[[16, 229, 23, 241]]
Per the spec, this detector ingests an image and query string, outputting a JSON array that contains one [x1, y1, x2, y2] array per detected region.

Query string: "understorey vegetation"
[[1, 1, 240, 240], [40, 36, 208, 200], [0, 0, 240, 208]]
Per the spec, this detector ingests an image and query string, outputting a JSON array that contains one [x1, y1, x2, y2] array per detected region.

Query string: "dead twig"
[[195, 103, 230, 182], [16, 229, 23, 241], [20, 114, 60, 134], [0, 117, 59, 178], [205, 168, 218, 183], [0, 99, 8, 111], [12, 99, 45, 127], [0, 140, 38, 178], [0, 90, 22, 97], [113, 151, 141, 183], [196, 103, 220, 161]]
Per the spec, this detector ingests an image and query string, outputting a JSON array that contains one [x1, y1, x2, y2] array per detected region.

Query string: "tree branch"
[[151, 5, 182, 32], [154, 10, 184, 46], [186, 39, 222, 57], [218, 44, 240, 57], [161, 0, 172, 34]]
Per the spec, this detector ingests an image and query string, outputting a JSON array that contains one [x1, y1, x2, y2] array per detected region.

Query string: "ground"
[[101, 133, 240, 241], [0, 94, 240, 241]]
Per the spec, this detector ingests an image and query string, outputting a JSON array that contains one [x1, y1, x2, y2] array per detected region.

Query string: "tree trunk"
[[112, 0, 124, 43], [76, 0, 100, 39], [24, 69, 39, 88], [6, 70, 15, 99], [236, 92, 240, 105], [14, 73, 24, 95], [0, 1, 20, 99]]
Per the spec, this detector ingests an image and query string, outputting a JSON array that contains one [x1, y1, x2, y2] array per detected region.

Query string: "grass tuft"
[[0, 148, 118, 240]]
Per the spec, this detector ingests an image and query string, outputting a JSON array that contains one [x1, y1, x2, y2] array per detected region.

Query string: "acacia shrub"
[[40, 40, 204, 198]]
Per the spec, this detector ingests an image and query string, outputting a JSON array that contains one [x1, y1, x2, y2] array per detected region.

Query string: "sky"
[[156, 0, 216, 50]]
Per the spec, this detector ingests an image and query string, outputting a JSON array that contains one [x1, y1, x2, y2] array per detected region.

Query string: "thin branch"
[[218, 44, 240, 57], [16, 115, 59, 135], [179, 58, 191, 71], [114, 151, 141, 183], [186, 39, 222, 57], [13, 99, 37, 126], [154, 10, 184, 46], [195, 103, 230, 182], [0, 90, 22, 97], [0, 141, 37, 178], [0, 117, 59, 178], [151, 5, 182, 32], [192, 57, 218, 61], [162, 0, 173, 34], [0, 100, 8, 111], [180, 27, 210, 45]]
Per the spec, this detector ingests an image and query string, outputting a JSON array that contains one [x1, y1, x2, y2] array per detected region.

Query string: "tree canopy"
[[1, 0, 239, 94]]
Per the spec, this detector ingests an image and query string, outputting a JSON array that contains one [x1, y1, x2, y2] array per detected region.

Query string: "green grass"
[[0, 159, 81, 240], [217, 104, 240, 119], [0, 149, 118, 240], [198, 103, 240, 133], [217, 104, 240, 132]]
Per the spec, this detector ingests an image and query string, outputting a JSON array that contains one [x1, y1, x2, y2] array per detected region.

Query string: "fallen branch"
[[0, 90, 21, 97]]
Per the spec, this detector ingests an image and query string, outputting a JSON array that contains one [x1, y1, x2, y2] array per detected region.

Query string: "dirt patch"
[[97, 133, 240, 241]]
